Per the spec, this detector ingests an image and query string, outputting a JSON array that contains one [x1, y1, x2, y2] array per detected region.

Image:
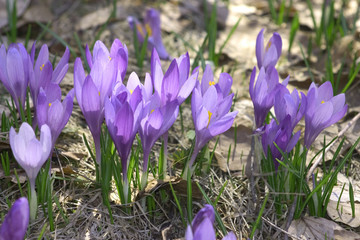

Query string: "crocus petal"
[[256, 28, 265, 69], [177, 70, 198, 104], [317, 81, 333, 103], [162, 59, 180, 103], [7, 47, 26, 105], [151, 49, 164, 96], [85, 44, 93, 69], [208, 111, 237, 136], [52, 47, 69, 84], [82, 76, 101, 112], [193, 218, 216, 240], [0, 197, 29, 240], [36, 88, 48, 127], [218, 72, 232, 97], [177, 52, 190, 86], [74, 57, 86, 107], [201, 64, 214, 95], [202, 85, 217, 113]]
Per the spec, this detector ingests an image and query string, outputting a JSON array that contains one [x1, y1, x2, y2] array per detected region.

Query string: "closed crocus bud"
[[74, 46, 117, 164], [128, 8, 171, 60], [0, 43, 34, 116], [304, 81, 347, 149], [0, 197, 29, 240], [249, 66, 289, 128], [9, 122, 52, 220], [105, 80, 143, 200], [186, 205, 237, 240], [256, 28, 282, 71]]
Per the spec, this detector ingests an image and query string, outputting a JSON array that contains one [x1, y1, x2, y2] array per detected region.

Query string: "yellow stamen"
[[145, 23, 152, 36], [136, 23, 145, 37], [207, 111, 212, 128], [321, 100, 325, 104], [108, 56, 112, 61], [150, 109, 155, 114], [265, 41, 272, 51], [98, 91, 101, 96], [208, 81, 215, 86], [48, 103, 52, 107], [40, 63, 45, 71], [130, 89, 133, 94]]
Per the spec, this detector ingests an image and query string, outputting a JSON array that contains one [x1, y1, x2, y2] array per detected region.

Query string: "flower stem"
[[29, 179, 37, 221]]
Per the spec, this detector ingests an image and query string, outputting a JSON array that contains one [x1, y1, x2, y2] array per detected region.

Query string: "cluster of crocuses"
[[76, 37, 237, 193], [0, 42, 73, 220], [250, 29, 347, 169]]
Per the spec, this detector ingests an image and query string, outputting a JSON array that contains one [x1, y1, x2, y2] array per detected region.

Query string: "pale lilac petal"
[[52, 47, 69, 84], [177, 70, 198, 104], [201, 64, 214, 95]]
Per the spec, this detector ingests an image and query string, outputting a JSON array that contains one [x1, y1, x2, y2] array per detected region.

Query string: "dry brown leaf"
[[209, 125, 252, 173], [327, 200, 360, 228], [288, 216, 360, 240]]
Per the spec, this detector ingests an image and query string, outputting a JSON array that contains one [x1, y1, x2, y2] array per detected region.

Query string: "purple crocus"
[[30, 44, 69, 111], [128, 8, 171, 60], [249, 66, 289, 128], [138, 50, 197, 187], [74, 45, 116, 164], [274, 88, 306, 130], [185, 204, 236, 240], [36, 83, 74, 150], [86, 39, 128, 82], [189, 65, 238, 169], [9, 122, 52, 220], [256, 28, 282, 71], [304, 81, 347, 149], [105, 77, 143, 200], [151, 49, 197, 105], [0, 43, 34, 116], [0, 197, 29, 240], [261, 116, 301, 170]]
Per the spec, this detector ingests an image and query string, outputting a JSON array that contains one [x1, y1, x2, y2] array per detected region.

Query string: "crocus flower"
[[256, 28, 282, 71], [185, 204, 237, 240], [86, 39, 128, 82], [0, 43, 34, 116], [128, 8, 171, 60], [0, 197, 29, 240], [304, 81, 347, 149], [30, 44, 70, 111], [9, 122, 52, 220], [105, 76, 143, 199], [189, 65, 238, 169], [138, 92, 179, 188], [249, 66, 289, 128], [36, 83, 74, 150], [74, 45, 116, 164], [150, 49, 197, 105], [274, 88, 306, 130], [261, 116, 301, 170]]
